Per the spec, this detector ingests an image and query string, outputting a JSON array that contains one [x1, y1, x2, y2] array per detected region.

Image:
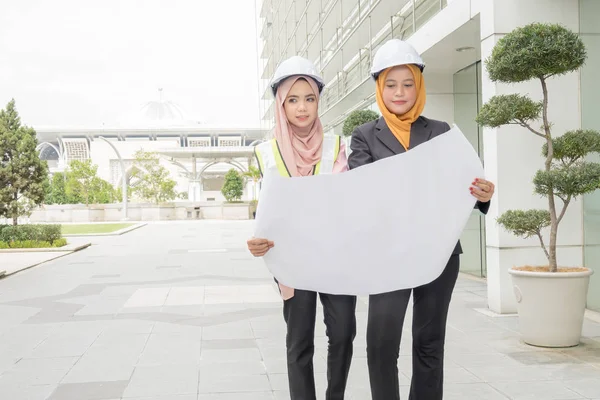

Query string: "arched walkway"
[[199, 160, 246, 177]]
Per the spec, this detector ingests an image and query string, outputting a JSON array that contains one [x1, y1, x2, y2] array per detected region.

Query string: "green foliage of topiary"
[[533, 162, 600, 199], [486, 23, 586, 83], [477, 23, 598, 272], [475, 94, 542, 129], [497, 210, 551, 239], [542, 130, 600, 165]]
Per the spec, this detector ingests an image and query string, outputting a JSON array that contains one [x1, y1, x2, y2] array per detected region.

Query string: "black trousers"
[[283, 289, 357, 400], [366, 254, 460, 400]]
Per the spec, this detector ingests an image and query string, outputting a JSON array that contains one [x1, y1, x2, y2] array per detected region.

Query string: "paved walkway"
[[0, 220, 599, 400], [0, 237, 91, 276]]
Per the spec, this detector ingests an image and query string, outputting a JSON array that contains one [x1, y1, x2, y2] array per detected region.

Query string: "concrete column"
[[188, 178, 202, 202], [423, 73, 455, 124], [479, 0, 584, 313]]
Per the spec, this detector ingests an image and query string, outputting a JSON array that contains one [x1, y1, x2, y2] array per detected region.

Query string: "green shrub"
[[342, 109, 380, 137], [221, 169, 244, 202], [0, 224, 62, 244], [0, 238, 67, 249]]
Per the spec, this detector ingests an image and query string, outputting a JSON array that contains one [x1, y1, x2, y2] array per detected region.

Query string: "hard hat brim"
[[371, 63, 425, 81], [270, 74, 325, 96]]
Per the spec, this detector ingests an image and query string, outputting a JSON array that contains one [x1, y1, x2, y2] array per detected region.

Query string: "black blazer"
[[347, 115, 490, 255]]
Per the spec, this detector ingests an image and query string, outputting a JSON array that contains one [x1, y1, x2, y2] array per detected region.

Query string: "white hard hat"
[[270, 56, 325, 96], [370, 39, 425, 80]]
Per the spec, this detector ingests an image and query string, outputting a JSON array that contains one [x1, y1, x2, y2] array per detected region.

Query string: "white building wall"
[[422, 73, 454, 124]]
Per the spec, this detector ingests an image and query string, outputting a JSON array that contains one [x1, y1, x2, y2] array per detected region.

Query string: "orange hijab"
[[375, 64, 426, 150]]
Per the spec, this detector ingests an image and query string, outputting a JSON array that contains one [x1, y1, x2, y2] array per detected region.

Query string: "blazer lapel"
[[375, 116, 433, 154], [375, 117, 405, 155], [409, 117, 432, 149]]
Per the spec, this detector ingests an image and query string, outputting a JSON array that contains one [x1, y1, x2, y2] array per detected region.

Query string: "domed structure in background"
[[118, 88, 204, 128], [34, 88, 266, 205]]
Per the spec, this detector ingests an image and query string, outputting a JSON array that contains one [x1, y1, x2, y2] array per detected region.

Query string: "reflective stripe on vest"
[[255, 135, 341, 178]]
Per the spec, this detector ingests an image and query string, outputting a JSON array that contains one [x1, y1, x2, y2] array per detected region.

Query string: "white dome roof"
[[118, 89, 204, 128], [138, 99, 187, 121]]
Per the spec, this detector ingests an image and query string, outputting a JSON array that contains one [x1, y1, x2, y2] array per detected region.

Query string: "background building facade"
[[37, 93, 267, 203], [255, 0, 600, 312]]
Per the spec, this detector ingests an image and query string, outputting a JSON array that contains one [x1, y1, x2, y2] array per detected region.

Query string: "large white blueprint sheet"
[[253, 126, 485, 295]]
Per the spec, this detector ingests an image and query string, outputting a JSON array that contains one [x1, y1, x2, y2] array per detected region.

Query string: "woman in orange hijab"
[[348, 39, 495, 400]]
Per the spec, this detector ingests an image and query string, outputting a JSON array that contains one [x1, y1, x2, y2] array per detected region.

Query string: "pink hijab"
[[274, 76, 324, 177]]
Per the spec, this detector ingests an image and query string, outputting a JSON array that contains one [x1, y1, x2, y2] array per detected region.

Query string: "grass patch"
[[61, 223, 136, 235], [0, 238, 68, 249]]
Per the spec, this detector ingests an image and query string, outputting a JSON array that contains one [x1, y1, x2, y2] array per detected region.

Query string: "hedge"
[[0, 224, 62, 244], [0, 238, 67, 249]]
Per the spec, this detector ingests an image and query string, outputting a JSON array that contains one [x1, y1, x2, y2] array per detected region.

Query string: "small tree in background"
[[130, 150, 177, 204], [342, 109, 379, 137], [243, 165, 261, 201], [45, 172, 72, 204], [221, 169, 244, 202], [65, 160, 97, 205], [476, 23, 600, 272], [48, 164, 118, 205], [0, 99, 48, 225]]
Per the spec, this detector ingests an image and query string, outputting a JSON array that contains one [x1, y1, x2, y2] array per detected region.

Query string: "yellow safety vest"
[[254, 135, 341, 178]]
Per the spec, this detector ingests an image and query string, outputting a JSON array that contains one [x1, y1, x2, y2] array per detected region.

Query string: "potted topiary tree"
[[476, 23, 600, 347]]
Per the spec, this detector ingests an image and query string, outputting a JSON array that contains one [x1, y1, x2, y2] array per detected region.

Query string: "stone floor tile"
[[202, 321, 254, 340], [267, 373, 289, 391], [443, 383, 510, 399], [47, 380, 129, 400], [0, 382, 56, 400], [122, 396, 196, 400], [202, 338, 256, 349], [199, 360, 267, 376], [137, 333, 201, 365], [61, 358, 135, 383], [490, 380, 585, 399], [444, 367, 484, 384], [465, 364, 553, 382], [164, 286, 205, 306], [563, 378, 600, 398], [27, 333, 100, 358], [200, 347, 262, 362], [197, 394, 274, 400], [123, 288, 170, 308], [198, 373, 271, 393], [122, 364, 199, 397], [0, 356, 78, 385]]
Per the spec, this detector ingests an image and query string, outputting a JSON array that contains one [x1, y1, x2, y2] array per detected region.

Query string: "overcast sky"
[[0, 0, 262, 128]]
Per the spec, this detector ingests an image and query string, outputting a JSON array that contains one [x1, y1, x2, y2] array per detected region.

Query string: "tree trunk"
[[541, 77, 558, 272], [12, 192, 18, 226]]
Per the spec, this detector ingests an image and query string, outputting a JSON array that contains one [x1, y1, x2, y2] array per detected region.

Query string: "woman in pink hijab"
[[247, 56, 357, 400]]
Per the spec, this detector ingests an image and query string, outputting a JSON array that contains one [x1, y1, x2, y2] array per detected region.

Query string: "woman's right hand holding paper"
[[247, 237, 274, 257]]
